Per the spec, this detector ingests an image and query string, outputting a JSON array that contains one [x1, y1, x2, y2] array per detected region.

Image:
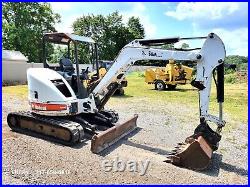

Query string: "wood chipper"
[[145, 60, 193, 90]]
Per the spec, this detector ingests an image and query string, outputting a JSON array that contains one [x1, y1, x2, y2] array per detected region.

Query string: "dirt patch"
[[2, 94, 248, 184]]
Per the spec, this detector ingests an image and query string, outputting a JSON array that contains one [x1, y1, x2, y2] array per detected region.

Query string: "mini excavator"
[[7, 32, 226, 170]]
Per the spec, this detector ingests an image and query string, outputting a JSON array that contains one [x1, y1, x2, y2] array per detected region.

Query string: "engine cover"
[[27, 68, 78, 116]]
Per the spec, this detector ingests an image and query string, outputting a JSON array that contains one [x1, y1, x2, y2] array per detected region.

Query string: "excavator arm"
[[92, 33, 225, 128], [90, 33, 226, 169]]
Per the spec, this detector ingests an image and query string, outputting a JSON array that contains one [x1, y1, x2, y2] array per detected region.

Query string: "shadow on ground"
[[149, 88, 196, 92], [124, 140, 170, 156], [100, 126, 170, 157], [112, 94, 133, 98], [102, 141, 248, 178], [198, 153, 248, 177], [99, 127, 142, 156], [8, 128, 248, 178]]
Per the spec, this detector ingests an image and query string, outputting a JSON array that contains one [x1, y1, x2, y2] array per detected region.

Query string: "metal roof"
[[43, 32, 95, 44]]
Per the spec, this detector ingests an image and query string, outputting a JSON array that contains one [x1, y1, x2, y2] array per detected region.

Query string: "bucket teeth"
[[164, 158, 172, 163], [166, 136, 213, 170]]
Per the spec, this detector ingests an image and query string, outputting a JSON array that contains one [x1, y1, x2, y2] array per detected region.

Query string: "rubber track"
[[7, 111, 84, 146]]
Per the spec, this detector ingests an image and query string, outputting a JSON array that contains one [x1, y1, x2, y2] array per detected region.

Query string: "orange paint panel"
[[31, 102, 67, 111]]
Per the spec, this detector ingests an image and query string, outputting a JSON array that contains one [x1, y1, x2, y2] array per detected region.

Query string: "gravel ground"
[[2, 94, 248, 184]]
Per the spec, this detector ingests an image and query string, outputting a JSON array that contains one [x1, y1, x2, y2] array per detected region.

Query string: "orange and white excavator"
[[7, 32, 225, 170]]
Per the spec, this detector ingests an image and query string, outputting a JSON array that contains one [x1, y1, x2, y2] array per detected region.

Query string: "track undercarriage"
[[7, 110, 138, 153], [7, 110, 221, 170]]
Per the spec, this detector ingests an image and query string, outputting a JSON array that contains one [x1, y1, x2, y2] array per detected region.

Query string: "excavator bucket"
[[91, 114, 138, 153], [165, 136, 213, 170]]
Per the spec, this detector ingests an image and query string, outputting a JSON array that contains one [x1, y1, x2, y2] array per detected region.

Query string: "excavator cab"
[[42, 32, 98, 98]]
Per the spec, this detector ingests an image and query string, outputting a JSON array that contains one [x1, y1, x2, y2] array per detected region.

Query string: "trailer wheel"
[[155, 80, 166, 91], [167, 84, 177, 90]]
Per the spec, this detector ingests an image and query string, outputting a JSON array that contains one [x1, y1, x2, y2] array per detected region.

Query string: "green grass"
[[2, 71, 248, 123], [2, 85, 28, 98], [123, 72, 248, 123]]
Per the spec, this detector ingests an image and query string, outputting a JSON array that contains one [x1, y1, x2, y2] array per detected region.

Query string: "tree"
[[181, 43, 189, 49], [127, 17, 145, 39], [2, 2, 60, 63], [73, 11, 145, 62], [49, 45, 68, 64], [225, 55, 248, 71], [225, 55, 248, 64], [161, 43, 174, 50]]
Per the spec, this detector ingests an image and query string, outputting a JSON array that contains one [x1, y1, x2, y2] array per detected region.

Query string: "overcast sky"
[[50, 2, 248, 56]]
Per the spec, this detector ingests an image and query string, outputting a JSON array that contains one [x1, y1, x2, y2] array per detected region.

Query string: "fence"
[[2, 61, 155, 85], [237, 70, 248, 81]]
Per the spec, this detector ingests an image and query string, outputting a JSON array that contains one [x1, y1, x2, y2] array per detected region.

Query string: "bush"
[[225, 68, 236, 74], [225, 73, 237, 84], [137, 72, 145, 77], [2, 80, 27, 86]]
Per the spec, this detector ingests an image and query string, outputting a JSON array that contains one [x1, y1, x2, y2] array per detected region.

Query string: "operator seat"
[[59, 57, 75, 74], [58, 57, 75, 82], [58, 57, 89, 98]]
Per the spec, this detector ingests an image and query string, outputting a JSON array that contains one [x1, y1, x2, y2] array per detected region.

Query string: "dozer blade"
[[165, 136, 213, 170], [91, 114, 138, 153]]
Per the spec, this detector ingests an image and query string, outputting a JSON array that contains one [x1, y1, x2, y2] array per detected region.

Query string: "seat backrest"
[[59, 57, 75, 73]]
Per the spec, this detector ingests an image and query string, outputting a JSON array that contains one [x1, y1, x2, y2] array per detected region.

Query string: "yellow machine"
[[145, 60, 193, 90], [98, 67, 107, 77], [88, 61, 127, 95]]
